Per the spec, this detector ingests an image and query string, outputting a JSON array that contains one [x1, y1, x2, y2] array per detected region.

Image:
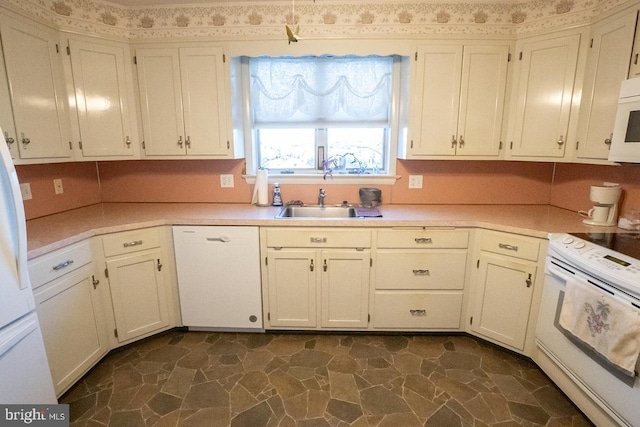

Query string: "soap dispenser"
[[272, 183, 283, 206]]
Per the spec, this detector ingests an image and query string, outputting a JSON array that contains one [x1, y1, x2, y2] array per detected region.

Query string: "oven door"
[[536, 256, 640, 427], [609, 95, 640, 163]]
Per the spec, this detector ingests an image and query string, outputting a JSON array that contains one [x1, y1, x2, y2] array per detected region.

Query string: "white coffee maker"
[[582, 183, 622, 226]]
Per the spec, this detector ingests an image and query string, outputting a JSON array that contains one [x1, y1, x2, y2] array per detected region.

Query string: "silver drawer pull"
[[207, 235, 231, 243], [410, 309, 427, 316], [412, 269, 430, 275], [52, 259, 74, 271], [498, 243, 518, 251], [310, 237, 327, 243], [414, 238, 433, 244], [123, 240, 143, 247]]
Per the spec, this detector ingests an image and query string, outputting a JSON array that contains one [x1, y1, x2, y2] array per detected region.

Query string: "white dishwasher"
[[173, 226, 263, 331]]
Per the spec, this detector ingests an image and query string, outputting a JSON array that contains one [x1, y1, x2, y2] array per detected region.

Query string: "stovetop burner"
[[570, 232, 640, 260]]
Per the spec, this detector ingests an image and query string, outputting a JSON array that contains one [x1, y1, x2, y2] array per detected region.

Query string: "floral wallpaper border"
[[1, 0, 635, 40]]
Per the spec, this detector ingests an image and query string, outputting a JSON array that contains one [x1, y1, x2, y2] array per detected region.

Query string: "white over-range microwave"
[[610, 77, 640, 163]]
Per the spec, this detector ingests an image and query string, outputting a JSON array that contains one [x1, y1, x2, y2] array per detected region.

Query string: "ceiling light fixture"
[[286, 0, 315, 44], [286, 0, 299, 43]]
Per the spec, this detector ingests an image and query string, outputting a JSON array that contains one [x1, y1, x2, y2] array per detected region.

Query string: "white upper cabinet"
[[628, 9, 640, 78], [575, 10, 638, 161], [0, 44, 17, 159], [136, 46, 236, 158], [507, 31, 585, 160], [67, 37, 139, 160], [0, 14, 72, 162], [403, 44, 509, 159]]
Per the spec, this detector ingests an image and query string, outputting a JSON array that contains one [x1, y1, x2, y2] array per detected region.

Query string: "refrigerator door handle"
[[0, 128, 30, 292]]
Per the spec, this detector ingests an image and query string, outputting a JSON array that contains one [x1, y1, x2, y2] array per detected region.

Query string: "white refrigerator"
[[0, 129, 56, 403]]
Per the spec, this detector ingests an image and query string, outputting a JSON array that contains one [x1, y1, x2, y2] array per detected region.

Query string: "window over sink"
[[239, 54, 408, 183]]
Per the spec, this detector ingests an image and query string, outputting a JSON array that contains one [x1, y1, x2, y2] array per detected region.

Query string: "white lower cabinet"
[[320, 250, 370, 328], [372, 229, 470, 330], [30, 241, 109, 396], [262, 228, 371, 330], [469, 230, 546, 354], [102, 227, 173, 344], [266, 249, 318, 328]]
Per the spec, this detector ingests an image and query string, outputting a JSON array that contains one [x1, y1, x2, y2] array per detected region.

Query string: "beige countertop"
[[26, 202, 616, 259]]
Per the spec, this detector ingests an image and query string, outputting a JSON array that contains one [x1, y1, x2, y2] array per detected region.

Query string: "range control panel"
[[549, 233, 640, 299]]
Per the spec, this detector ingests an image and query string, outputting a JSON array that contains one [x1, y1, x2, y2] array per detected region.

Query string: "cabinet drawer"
[[372, 291, 463, 329], [102, 228, 161, 257], [265, 228, 371, 248], [481, 231, 540, 261], [377, 229, 469, 249], [29, 240, 92, 290], [375, 250, 467, 290]]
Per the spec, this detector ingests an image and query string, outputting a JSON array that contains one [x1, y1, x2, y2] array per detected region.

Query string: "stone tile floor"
[[60, 330, 594, 426]]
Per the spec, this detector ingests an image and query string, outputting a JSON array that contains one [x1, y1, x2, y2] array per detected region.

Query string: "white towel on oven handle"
[[559, 277, 640, 377]]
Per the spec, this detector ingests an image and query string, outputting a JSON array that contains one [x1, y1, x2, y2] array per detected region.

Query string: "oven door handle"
[[546, 260, 580, 284]]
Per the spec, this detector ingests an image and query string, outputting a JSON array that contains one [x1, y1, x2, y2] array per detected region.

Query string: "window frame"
[[241, 55, 405, 185]]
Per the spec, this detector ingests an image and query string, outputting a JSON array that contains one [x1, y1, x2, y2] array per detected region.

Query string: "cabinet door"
[[628, 13, 640, 78], [34, 265, 109, 395], [576, 11, 638, 160], [136, 48, 186, 156], [0, 45, 17, 159], [106, 249, 170, 342], [409, 45, 462, 156], [179, 47, 229, 156], [471, 252, 537, 351], [320, 250, 370, 328], [457, 45, 509, 156], [509, 34, 581, 158], [69, 39, 136, 158], [0, 16, 71, 160], [266, 249, 317, 327]]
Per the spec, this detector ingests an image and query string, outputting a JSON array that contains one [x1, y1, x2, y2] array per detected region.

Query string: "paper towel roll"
[[252, 169, 269, 206]]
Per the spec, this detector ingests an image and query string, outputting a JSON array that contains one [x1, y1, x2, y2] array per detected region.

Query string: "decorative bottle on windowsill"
[[272, 183, 283, 206]]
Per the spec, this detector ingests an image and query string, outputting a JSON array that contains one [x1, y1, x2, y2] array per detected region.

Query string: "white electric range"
[[535, 232, 640, 427]]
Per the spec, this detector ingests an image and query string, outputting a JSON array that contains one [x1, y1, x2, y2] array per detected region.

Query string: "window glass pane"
[[327, 128, 385, 173], [258, 128, 315, 169]]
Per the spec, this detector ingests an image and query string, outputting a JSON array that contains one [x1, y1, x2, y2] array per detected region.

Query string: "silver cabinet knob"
[[4, 131, 14, 146]]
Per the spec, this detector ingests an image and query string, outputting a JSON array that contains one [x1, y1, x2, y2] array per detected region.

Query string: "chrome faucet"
[[318, 188, 326, 207]]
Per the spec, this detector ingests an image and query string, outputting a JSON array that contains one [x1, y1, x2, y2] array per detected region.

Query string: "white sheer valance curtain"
[[250, 55, 392, 126]]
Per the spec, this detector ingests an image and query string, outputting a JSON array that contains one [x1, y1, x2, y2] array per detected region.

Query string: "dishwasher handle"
[[207, 235, 231, 243]]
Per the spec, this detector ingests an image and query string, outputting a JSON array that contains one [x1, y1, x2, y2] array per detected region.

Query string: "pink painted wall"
[[16, 162, 101, 220], [391, 160, 555, 205], [97, 159, 556, 206], [97, 160, 251, 203], [550, 163, 640, 216], [15, 159, 640, 221]]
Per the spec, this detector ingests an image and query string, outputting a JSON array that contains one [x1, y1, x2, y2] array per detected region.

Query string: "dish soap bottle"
[[272, 183, 283, 206]]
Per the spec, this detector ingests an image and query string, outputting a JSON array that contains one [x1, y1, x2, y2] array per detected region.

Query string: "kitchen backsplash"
[[16, 160, 640, 221]]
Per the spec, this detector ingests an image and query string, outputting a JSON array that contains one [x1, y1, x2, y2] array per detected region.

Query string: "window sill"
[[243, 174, 400, 185]]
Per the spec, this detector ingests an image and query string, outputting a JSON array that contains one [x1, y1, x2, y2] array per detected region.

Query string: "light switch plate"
[[409, 175, 423, 189], [20, 183, 32, 200], [220, 174, 234, 188]]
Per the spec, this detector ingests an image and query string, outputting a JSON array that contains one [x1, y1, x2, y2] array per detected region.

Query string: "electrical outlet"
[[408, 175, 423, 189], [220, 174, 234, 188], [20, 183, 32, 200], [53, 178, 63, 194]]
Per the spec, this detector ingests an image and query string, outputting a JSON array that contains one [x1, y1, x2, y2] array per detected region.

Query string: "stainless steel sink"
[[275, 205, 357, 219]]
